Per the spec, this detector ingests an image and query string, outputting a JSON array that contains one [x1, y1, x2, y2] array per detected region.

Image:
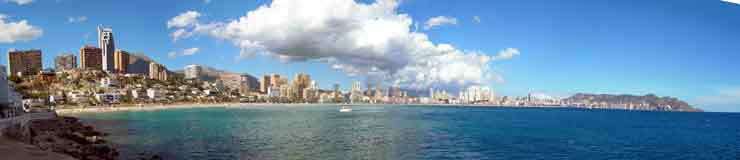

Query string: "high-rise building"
[[114, 50, 129, 73], [7, 50, 42, 76], [270, 74, 285, 88], [292, 73, 311, 98], [430, 88, 435, 99], [389, 86, 402, 97], [333, 83, 340, 93], [184, 65, 202, 80], [310, 80, 318, 89], [351, 80, 362, 93], [54, 53, 77, 71], [80, 46, 102, 69], [148, 62, 168, 81], [219, 73, 258, 95], [260, 74, 271, 93], [98, 26, 116, 72]]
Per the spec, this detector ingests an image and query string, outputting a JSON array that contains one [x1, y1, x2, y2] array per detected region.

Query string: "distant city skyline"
[[1, 0, 740, 112]]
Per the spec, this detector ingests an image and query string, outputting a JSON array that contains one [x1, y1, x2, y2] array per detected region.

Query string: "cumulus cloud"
[[168, 0, 519, 91], [167, 11, 201, 28], [169, 47, 200, 58], [424, 16, 458, 30], [67, 16, 88, 23], [170, 28, 193, 42], [182, 47, 200, 56], [473, 16, 481, 23], [0, 14, 43, 43], [722, 0, 740, 5], [5, 0, 33, 5], [492, 48, 520, 60]]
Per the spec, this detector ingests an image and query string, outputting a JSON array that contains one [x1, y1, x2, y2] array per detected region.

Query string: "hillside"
[[563, 93, 702, 112]]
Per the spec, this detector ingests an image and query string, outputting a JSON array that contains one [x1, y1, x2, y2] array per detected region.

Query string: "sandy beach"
[[54, 103, 357, 115], [54, 103, 531, 115]]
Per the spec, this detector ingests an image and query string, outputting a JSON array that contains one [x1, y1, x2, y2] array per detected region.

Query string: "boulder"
[[2, 116, 119, 160]]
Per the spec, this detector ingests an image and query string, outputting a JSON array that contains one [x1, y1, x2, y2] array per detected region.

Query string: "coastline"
[[56, 103, 354, 115], [55, 103, 241, 115], [55, 102, 570, 115], [56, 102, 702, 115]]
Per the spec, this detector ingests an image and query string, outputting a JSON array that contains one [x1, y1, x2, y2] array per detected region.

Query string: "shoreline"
[[55, 103, 356, 115], [55, 102, 571, 115], [55, 103, 704, 115]]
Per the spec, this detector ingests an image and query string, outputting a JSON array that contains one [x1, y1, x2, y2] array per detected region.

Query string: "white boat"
[[339, 106, 352, 112]]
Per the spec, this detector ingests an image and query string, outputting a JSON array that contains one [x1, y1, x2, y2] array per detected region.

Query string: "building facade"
[[114, 50, 129, 73], [98, 26, 116, 72], [292, 73, 311, 98], [80, 46, 102, 69], [148, 62, 168, 81], [219, 73, 258, 95], [7, 49, 42, 76], [184, 64, 203, 80], [260, 74, 271, 93], [54, 53, 77, 71], [270, 74, 284, 88]]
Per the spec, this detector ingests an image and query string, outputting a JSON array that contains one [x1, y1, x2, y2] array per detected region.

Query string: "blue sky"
[[1, 0, 739, 112]]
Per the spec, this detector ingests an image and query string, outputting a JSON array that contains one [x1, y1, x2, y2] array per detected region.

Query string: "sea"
[[74, 105, 740, 160]]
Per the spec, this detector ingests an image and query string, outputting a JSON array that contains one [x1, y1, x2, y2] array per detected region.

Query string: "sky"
[[1, 0, 739, 112]]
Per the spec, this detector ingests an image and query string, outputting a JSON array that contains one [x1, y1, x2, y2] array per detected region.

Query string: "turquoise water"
[[76, 105, 740, 160]]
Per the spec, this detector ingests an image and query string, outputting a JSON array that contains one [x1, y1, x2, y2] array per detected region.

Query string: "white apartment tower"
[[98, 26, 116, 72], [184, 64, 203, 80], [351, 80, 362, 93]]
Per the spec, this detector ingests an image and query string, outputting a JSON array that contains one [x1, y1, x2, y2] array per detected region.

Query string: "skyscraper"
[[260, 74, 271, 93], [7, 50, 42, 76], [219, 73, 258, 95], [292, 73, 311, 98], [98, 26, 116, 72], [184, 65, 202, 80], [351, 80, 362, 93], [80, 46, 102, 69], [54, 53, 77, 71], [270, 74, 284, 88], [114, 50, 129, 73], [148, 62, 168, 81]]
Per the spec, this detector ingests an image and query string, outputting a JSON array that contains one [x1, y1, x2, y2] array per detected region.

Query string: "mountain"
[[127, 53, 154, 75], [563, 93, 702, 112]]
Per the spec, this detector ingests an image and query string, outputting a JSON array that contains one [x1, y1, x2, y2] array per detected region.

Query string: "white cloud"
[[167, 51, 177, 59], [167, 11, 201, 28], [182, 47, 200, 56], [170, 28, 193, 42], [722, 0, 740, 5], [492, 48, 520, 60], [6, 0, 34, 5], [203, 0, 211, 4], [473, 16, 481, 23], [169, 47, 200, 58], [0, 15, 43, 43], [424, 16, 458, 30], [169, 0, 519, 91], [67, 16, 88, 23]]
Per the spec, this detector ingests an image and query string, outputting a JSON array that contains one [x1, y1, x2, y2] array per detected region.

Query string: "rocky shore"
[[1, 116, 120, 160]]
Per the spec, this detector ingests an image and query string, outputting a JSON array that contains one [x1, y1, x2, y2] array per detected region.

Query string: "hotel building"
[[80, 46, 102, 69], [7, 49, 42, 76]]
